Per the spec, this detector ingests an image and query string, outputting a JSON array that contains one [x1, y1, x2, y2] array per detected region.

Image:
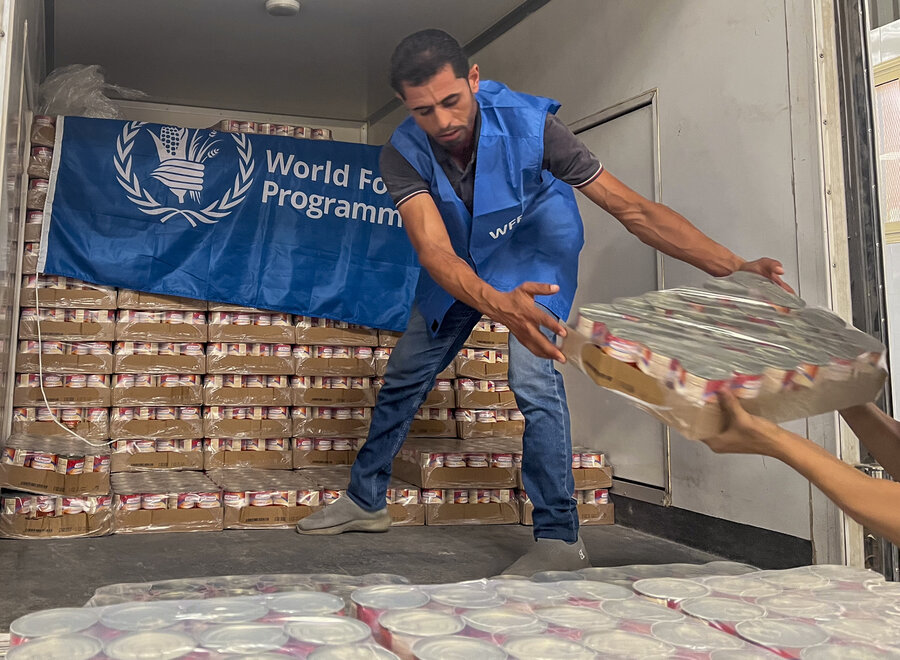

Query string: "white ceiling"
[[53, 0, 527, 121]]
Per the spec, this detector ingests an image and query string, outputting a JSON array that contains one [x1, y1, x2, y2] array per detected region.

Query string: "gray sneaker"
[[296, 495, 391, 535], [501, 536, 591, 576]]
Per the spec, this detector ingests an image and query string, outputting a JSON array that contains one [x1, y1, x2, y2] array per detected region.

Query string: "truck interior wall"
[[0, 1, 46, 442], [369, 0, 832, 555]]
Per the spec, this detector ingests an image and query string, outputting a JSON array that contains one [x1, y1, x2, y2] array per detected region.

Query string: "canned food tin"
[[8, 607, 99, 644], [224, 491, 248, 508], [268, 591, 345, 616], [42, 374, 63, 388], [6, 634, 102, 660], [444, 453, 465, 468], [56, 455, 85, 475], [295, 438, 314, 451], [734, 619, 828, 654], [141, 493, 168, 510], [332, 438, 352, 451], [30, 451, 58, 470], [412, 636, 506, 660], [267, 375, 289, 388], [580, 630, 676, 657], [103, 630, 196, 660], [285, 615, 372, 646], [236, 121, 257, 134], [466, 452, 489, 468], [242, 438, 265, 452], [197, 492, 221, 508], [421, 489, 443, 504], [134, 374, 155, 387], [680, 596, 767, 634], [293, 126, 309, 139], [265, 438, 287, 451], [311, 127, 333, 140]]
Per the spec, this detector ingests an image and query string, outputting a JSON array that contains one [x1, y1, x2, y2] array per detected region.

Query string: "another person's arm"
[[840, 403, 900, 481], [701, 391, 900, 546]]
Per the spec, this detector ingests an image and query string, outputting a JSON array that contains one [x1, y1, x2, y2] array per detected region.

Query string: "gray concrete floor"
[[0, 524, 722, 629]]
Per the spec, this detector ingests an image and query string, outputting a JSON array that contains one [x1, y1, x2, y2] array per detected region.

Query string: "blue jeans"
[[348, 301, 578, 542]]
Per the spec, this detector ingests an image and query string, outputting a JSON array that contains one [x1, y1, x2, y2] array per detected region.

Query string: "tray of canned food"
[[292, 437, 364, 467], [1, 489, 113, 539], [114, 341, 206, 374], [455, 347, 510, 379], [294, 315, 379, 346], [12, 406, 110, 441], [464, 317, 510, 349], [20, 275, 117, 308], [519, 488, 613, 526], [207, 467, 324, 529], [111, 471, 223, 533], [567, 272, 888, 439], [110, 405, 203, 440], [112, 372, 202, 406], [294, 345, 377, 377], [393, 438, 521, 489], [206, 342, 294, 375], [1, 434, 111, 496], [291, 375, 378, 407], [205, 438, 293, 470], [115, 309, 208, 342], [20, 563, 896, 659], [291, 406, 372, 438], [204, 374, 294, 406], [207, 310, 295, 343], [455, 378, 517, 409], [18, 307, 115, 340], [13, 373, 111, 407], [116, 289, 208, 311], [456, 408, 525, 439], [16, 338, 114, 374], [110, 439, 203, 472]]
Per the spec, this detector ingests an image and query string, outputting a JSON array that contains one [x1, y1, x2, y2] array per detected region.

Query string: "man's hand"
[[699, 390, 781, 456], [737, 258, 795, 294], [487, 282, 567, 362]]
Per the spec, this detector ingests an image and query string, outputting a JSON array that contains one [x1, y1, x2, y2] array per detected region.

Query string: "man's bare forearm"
[[417, 246, 501, 317], [841, 403, 900, 481]]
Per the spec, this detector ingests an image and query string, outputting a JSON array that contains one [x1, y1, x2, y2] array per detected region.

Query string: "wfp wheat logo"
[[114, 122, 255, 227]]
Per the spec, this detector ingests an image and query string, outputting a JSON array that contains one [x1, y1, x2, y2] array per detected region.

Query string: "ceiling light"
[[265, 0, 300, 16]]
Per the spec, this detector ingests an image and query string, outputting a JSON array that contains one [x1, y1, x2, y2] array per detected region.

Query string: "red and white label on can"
[[159, 374, 181, 388], [315, 439, 333, 451], [244, 375, 264, 388], [198, 494, 222, 510], [163, 311, 184, 324], [265, 438, 287, 451], [311, 128, 332, 140], [158, 343, 177, 356], [250, 490, 273, 507], [223, 374, 243, 388], [253, 313, 271, 326], [421, 489, 444, 504], [271, 313, 291, 326], [42, 374, 63, 388], [295, 438, 314, 451], [207, 342, 225, 355], [56, 456, 85, 475], [267, 406, 288, 420], [92, 455, 110, 473], [32, 452, 59, 471], [87, 374, 108, 388], [273, 344, 291, 358], [237, 121, 257, 133], [273, 125, 292, 136], [1, 447, 26, 465], [34, 495, 58, 516], [224, 491, 247, 508], [210, 312, 231, 324], [242, 438, 265, 452], [227, 343, 247, 356], [234, 313, 252, 326], [30, 178, 49, 192], [256, 123, 273, 135], [119, 493, 142, 511], [178, 492, 200, 509], [189, 312, 207, 324], [64, 374, 87, 388], [61, 497, 86, 515], [219, 119, 240, 132], [142, 494, 168, 510], [294, 126, 309, 139], [179, 406, 200, 420], [178, 439, 201, 451], [134, 374, 155, 387], [156, 439, 176, 452], [43, 340, 66, 355], [181, 374, 199, 386], [26, 210, 44, 224], [267, 375, 288, 388]]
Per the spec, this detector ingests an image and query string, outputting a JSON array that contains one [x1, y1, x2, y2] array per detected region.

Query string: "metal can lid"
[[800, 643, 894, 659], [198, 623, 288, 654], [379, 609, 464, 637], [758, 567, 833, 590], [461, 607, 546, 635], [581, 629, 677, 656], [502, 634, 595, 659], [699, 576, 782, 599], [633, 577, 711, 601], [533, 605, 616, 631], [601, 597, 685, 622], [103, 631, 196, 660], [735, 619, 829, 649], [429, 584, 507, 609], [307, 644, 401, 660], [650, 620, 749, 651], [350, 585, 430, 610], [412, 635, 507, 660], [266, 591, 344, 615], [8, 634, 102, 660], [284, 615, 372, 645], [560, 579, 634, 601], [99, 602, 181, 631], [681, 596, 767, 622], [818, 617, 900, 646], [183, 597, 269, 623], [10, 607, 98, 638], [755, 593, 843, 619]]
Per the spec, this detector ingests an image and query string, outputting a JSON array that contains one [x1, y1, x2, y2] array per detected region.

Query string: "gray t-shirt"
[[379, 109, 602, 215]]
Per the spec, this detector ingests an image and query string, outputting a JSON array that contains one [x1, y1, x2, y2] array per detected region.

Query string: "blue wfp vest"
[[390, 80, 585, 335]]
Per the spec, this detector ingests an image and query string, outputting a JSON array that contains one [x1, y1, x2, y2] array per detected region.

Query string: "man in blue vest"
[[298, 29, 791, 575]]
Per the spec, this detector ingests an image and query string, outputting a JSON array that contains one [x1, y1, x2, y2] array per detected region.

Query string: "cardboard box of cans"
[[115, 310, 208, 342], [112, 373, 203, 406], [374, 347, 459, 378], [425, 490, 519, 525], [295, 345, 376, 377], [0, 436, 111, 496], [292, 437, 361, 467], [21, 244, 38, 275], [111, 472, 223, 533], [569, 273, 890, 439], [518, 488, 614, 525], [455, 378, 517, 409], [20, 276, 117, 309], [408, 407, 457, 438], [455, 348, 509, 379], [110, 439, 204, 472], [12, 408, 109, 442], [209, 468, 322, 529], [13, 373, 111, 407], [292, 376, 378, 407], [205, 406, 292, 439], [378, 329, 403, 347], [18, 308, 116, 341], [456, 409, 525, 439], [207, 342, 293, 375], [204, 438, 292, 469], [116, 290, 208, 311], [291, 406, 371, 438], [464, 317, 510, 348], [392, 438, 519, 489], [204, 376, 293, 406], [514, 449, 610, 490], [295, 316, 379, 346], [114, 342, 206, 374], [24, 210, 45, 242], [16, 339, 114, 374], [110, 407, 203, 440], [207, 311, 295, 343], [0, 491, 113, 539]]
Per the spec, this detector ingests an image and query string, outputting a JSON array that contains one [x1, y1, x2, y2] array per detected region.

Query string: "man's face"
[[399, 64, 480, 153]]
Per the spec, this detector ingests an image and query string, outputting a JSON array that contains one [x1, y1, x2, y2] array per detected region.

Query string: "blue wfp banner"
[[39, 117, 420, 331]]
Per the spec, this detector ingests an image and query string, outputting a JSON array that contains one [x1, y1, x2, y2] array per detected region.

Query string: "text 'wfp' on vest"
[[489, 214, 523, 240]]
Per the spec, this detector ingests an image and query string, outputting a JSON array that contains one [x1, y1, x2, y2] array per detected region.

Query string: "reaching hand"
[[737, 258, 795, 294], [489, 282, 567, 362], [699, 390, 779, 456]]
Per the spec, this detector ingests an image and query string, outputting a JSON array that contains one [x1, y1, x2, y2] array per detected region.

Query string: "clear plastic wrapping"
[[408, 407, 457, 438], [392, 438, 521, 489], [0, 434, 111, 496], [110, 406, 203, 440], [291, 375, 378, 407], [114, 341, 206, 374], [27, 145, 53, 178], [295, 316, 379, 346], [208, 467, 322, 529], [518, 489, 613, 526], [423, 488, 519, 525], [26, 177, 48, 210], [24, 210, 45, 242], [12, 407, 109, 441], [217, 120, 334, 140], [111, 471, 223, 533], [464, 317, 510, 349], [291, 406, 372, 438], [20, 275, 117, 308], [110, 439, 203, 472], [295, 345, 376, 377], [30, 115, 56, 148], [16, 338, 114, 374], [293, 437, 365, 467], [111, 373, 203, 406], [13, 373, 111, 407], [378, 329, 403, 348], [0, 489, 112, 539], [21, 241, 39, 275], [455, 408, 525, 439], [204, 375, 292, 406], [115, 310, 208, 342], [455, 348, 510, 379], [375, 347, 460, 379], [37, 64, 145, 118], [115, 289, 207, 311], [455, 378, 517, 409], [207, 342, 294, 375], [204, 406, 292, 439], [204, 438, 293, 470], [208, 310, 295, 343], [19, 307, 116, 341], [568, 273, 889, 439]]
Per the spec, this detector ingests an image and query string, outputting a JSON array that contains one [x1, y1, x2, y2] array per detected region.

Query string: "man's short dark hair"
[[390, 29, 469, 96]]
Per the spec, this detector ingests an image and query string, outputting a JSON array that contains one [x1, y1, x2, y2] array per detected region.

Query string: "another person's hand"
[[488, 282, 567, 362], [737, 258, 795, 294], [699, 390, 781, 456]]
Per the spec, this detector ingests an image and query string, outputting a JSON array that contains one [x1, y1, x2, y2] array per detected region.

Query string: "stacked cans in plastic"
[[11, 562, 898, 658], [217, 119, 334, 141]]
